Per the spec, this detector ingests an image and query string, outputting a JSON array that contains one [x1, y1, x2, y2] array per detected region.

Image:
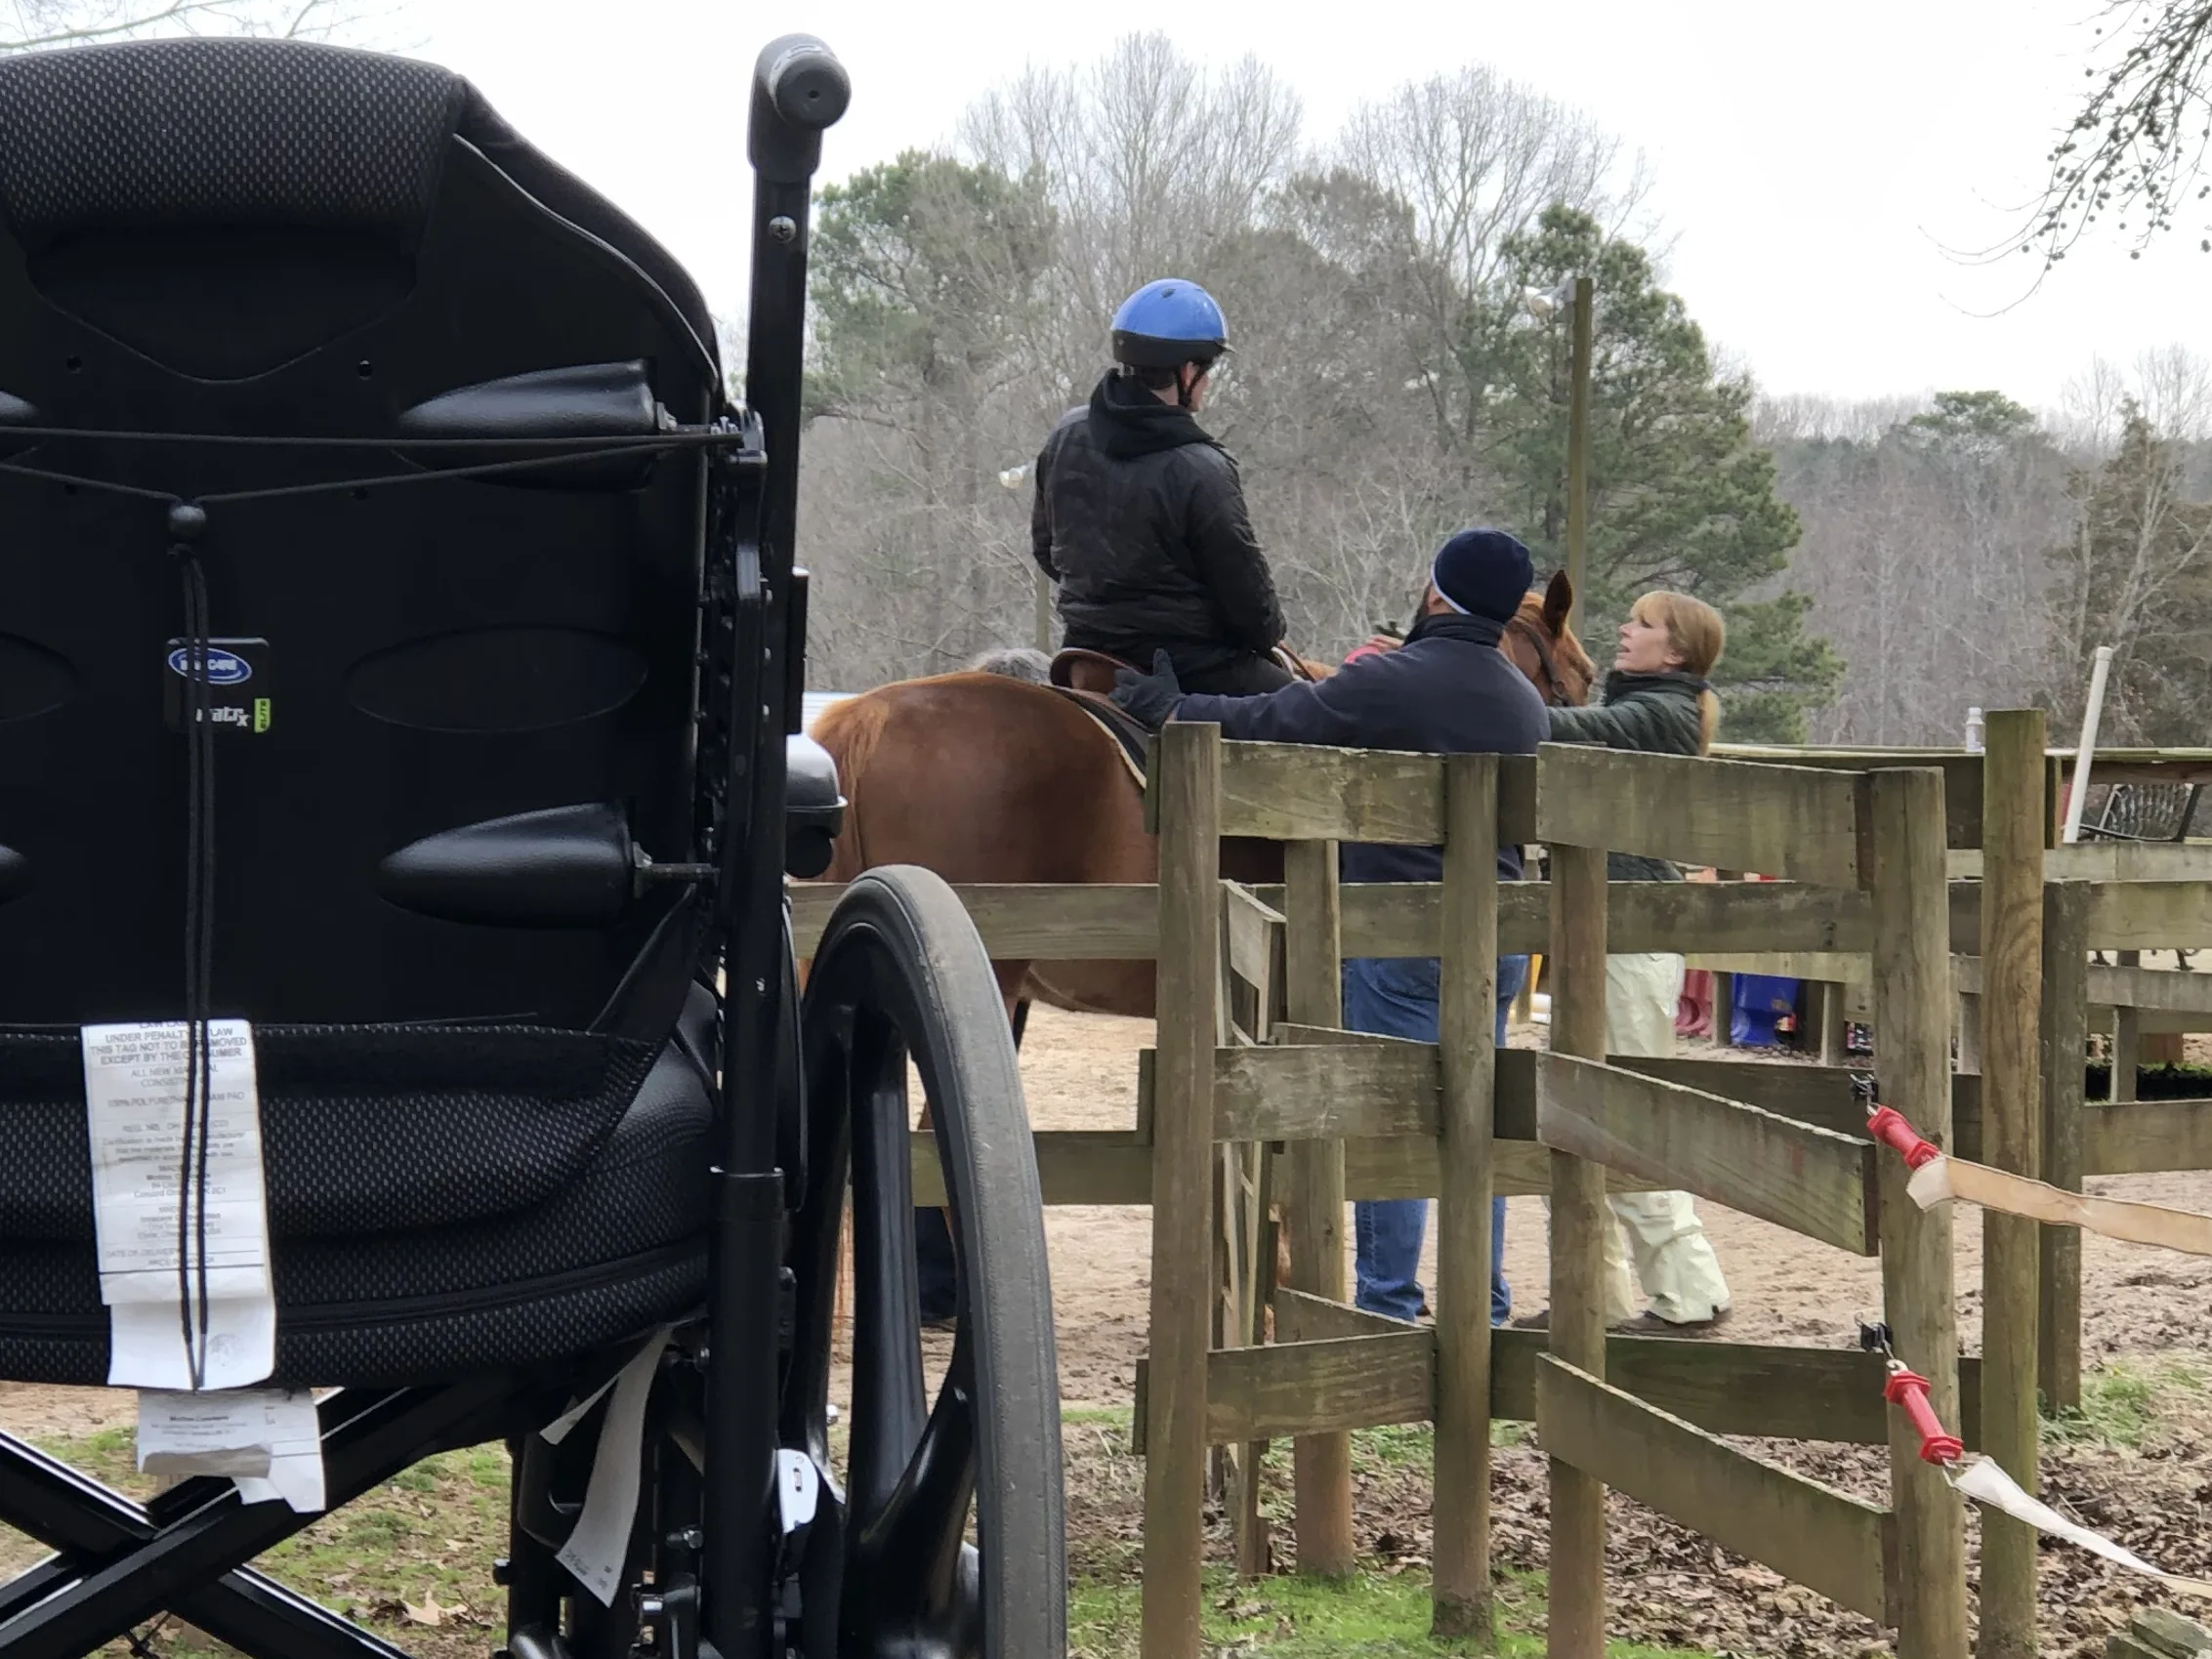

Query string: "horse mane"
[[966, 645, 1053, 684]]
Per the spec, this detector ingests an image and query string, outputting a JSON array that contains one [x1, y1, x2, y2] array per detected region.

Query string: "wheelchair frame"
[[0, 33, 1064, 1659]]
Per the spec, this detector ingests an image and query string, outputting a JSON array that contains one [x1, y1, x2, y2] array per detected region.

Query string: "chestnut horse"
[[810, 570, 1596, 1025]]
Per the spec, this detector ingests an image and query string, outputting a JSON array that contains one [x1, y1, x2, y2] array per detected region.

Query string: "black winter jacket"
[[1546, 669, 1711, 883], [1030, 372, 1286, 679], [1175, 611, 1549, 886]]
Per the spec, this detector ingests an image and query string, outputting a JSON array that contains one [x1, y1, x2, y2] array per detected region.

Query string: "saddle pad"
[[1049, 687, 1149, 789]]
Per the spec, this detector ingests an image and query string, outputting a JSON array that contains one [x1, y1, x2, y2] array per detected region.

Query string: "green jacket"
[[1546, 670, 1710, 883]]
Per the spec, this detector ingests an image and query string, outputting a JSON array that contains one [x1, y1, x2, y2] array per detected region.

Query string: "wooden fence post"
[[1547, 834, 1609, 1659], [2112, 950, 2141, 1101], [1434, 755, 1500, 1638], [1711, 869, 1738, 1048], [1978, 711, 2045, 1659], [2039, 882, 2091, 1413], [1866, 767, 1969, 1659], [1281, 837, 1355, 1577], [1142, 721, 1222, 1659]]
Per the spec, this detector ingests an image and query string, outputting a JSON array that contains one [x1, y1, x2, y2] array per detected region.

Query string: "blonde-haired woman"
[[1523, 590, 1733, 1336]]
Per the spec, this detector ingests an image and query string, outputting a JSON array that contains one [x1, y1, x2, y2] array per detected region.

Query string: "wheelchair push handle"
[[749, 34, 851, 180]]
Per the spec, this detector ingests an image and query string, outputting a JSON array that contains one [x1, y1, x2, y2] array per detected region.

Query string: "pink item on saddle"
[[1343, 635, 1398, 666]]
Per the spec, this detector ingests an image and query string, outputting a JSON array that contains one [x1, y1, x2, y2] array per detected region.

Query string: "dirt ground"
[[4, 1002, 2208, 1657], [1000, 1004, 2212, 1399], [1005, 1005, 2212, 1658]]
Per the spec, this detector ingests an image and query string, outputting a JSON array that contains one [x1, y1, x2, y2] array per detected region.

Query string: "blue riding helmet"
[[1110, 278, 1231, 369]]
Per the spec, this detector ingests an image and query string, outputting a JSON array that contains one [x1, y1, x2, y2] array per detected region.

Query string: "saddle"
[[1044, 644, 1321, 788], [1041, 654, 1152, 786], [1048, 646, 1139, 696], [1048, 643, 1320, 694]]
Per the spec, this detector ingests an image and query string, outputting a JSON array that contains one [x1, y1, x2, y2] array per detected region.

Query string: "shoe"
[[1509, 1309, 1643, 1334], [1614, 1307, 1732, 1339]]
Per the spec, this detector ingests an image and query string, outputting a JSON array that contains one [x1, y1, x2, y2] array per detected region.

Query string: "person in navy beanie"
[[1113, 527, 1548, 1325]]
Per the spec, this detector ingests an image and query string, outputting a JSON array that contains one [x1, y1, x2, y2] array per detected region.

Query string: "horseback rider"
[[1028, 278, 1293, 696]]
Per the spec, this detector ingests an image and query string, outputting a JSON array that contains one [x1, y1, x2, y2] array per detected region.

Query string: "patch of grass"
[[1072, 1564, 1714, 1656], [1351, 1423, 1432, 1472], [2044, 1356, 2207, 1450], [20, 1408, 1711, 1659], [11, 1432, 516, 1658], [1343, 1420, 1527, 1475], [30, 1424, 146, 1492]]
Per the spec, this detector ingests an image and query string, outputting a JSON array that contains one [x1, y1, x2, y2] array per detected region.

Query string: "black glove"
[[1110, 648, 1185, 730]]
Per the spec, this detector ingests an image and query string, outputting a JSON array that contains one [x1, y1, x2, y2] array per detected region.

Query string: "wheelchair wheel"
[[789, 866, 1065, 1658]]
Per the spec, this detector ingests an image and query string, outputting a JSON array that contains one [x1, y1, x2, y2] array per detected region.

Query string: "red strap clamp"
[[1855, 1073, 1941, 1170], [1884, 1362, 1963, 1465], [1866, 1105, 1942, 1170]]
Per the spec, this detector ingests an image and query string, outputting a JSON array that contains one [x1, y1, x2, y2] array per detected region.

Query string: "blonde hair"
[[1630, 591, 1725, 753]]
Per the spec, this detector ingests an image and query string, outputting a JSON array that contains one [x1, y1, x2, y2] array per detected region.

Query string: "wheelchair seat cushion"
[[0, 989, 717, 1389]]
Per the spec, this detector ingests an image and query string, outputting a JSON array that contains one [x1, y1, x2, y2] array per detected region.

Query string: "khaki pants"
[[1546, 952, 1732, 1325]]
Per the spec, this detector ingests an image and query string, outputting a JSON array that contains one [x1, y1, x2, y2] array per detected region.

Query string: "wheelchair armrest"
[[784, 733, 844, 878]]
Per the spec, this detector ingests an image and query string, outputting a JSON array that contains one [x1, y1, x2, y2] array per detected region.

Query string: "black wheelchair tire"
[[792, 865, 1065, 1659]]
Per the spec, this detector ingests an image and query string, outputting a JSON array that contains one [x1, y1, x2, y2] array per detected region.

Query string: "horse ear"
[[1541, 569, 1573, 635]]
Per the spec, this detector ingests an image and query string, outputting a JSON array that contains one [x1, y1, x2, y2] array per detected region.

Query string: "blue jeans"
[[1345, 953, 1527, 1324]]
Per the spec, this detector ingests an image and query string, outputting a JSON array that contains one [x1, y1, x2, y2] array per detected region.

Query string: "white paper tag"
[[539, 1373, 621, 1447], [555, 1329, 672, 1606], [230, 1390, 326, 1514], [138, 1380, 320, 1504], [83, 1021, 274, 1389]]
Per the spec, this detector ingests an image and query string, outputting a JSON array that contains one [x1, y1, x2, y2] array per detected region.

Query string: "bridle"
[[1507, 610, 1579, 707]]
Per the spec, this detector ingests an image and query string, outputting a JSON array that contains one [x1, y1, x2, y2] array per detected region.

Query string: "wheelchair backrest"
[[0, 38, 725, 1029]]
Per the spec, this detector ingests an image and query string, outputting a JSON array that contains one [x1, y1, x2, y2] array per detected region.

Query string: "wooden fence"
[[786, 726, 2212, 1659]]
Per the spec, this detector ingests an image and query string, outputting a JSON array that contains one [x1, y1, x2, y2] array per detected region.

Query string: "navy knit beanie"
[[1430, 527, 1534, 623]]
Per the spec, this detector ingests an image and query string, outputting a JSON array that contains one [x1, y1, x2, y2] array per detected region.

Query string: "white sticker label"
[[139, 1387, 324, 1514], [83, 1021, 274, 1389], [230, 1389, 327, 1514], [137, 1387, 277, 1477]]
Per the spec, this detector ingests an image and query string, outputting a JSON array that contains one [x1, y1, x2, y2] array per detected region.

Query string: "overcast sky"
[[403, 0, 2201, 413]]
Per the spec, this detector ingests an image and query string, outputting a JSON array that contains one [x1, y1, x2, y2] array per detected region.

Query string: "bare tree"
[[2046, 356, 2212, 741], [1771, 392, 2070, 744], [2014, 1, 2212, 267], [0, 0, 366, 49], [961, 33, 1305, 405], [1333, 64, 1654, 299]]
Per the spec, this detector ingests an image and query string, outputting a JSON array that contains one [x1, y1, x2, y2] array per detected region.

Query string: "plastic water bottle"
[[1965, 707, 1984, 753]]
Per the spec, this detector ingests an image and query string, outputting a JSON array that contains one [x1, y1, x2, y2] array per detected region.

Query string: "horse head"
[[1330, 570, 1595, 707], [1503, 570, 1596, 707]]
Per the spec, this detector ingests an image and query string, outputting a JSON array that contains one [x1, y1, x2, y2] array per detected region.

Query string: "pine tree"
[[1464, 206, 1841, 740], [2050, 401, 2212, 742]]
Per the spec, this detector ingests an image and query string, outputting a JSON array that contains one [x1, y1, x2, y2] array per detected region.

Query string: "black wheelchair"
[[0, 31, 1064, 1659]]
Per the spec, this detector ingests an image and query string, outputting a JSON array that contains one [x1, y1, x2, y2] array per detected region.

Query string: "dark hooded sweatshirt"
[[1174, 610, 1549, 884], [1030, 371, 1286, 681]]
